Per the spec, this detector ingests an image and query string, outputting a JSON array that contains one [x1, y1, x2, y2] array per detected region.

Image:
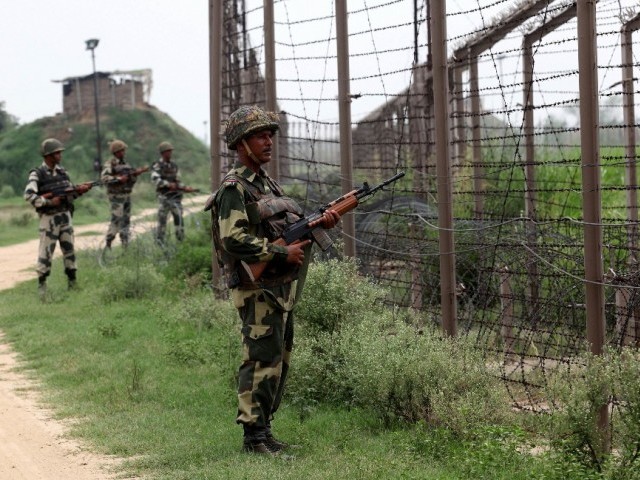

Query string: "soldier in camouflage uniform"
[[101, 139, 137, 248], [24, 138, 92, 299], [206, 106, 339, 456], [151, 141, 195, 245]]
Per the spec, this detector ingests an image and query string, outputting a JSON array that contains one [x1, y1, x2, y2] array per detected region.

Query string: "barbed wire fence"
[[213, 0, 640, 412]]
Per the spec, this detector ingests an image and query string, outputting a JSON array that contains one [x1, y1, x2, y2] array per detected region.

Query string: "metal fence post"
[[577, 0, 609, 452], [431, 0, 457, 336], [209, 0, 224, 294], [336, 0, 356, 258]]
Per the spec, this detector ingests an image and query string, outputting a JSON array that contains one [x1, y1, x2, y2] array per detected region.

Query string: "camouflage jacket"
[[151, 159, 182, 197], [101, 157, 137, 195], [24, 162, 74, 214], [209, 163, 304, 291]]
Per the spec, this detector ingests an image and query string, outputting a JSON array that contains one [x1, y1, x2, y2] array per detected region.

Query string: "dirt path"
[[0, 196, 209, 479]]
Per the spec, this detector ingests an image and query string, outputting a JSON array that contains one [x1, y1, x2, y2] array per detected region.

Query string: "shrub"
[[0, 184, 15, 198], [545, 348, 640, 478], [162, 215, 213, 282], [289, 258, 511, 436], [97, 263, 165, 303], [295, 257, 388, 334], [156, 290, 236, 331], [610, 348, 640, 479], [9, 211, 35, 227]]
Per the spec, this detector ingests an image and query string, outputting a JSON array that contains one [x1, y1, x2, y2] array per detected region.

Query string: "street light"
[[85, 38, 102, 176]]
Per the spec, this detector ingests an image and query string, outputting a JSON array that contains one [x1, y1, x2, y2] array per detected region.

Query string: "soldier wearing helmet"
[[150, 141, 195, 245], [205, 105, 340, 455], [100, 139, 140, 248], [24, 138, 92, 299]]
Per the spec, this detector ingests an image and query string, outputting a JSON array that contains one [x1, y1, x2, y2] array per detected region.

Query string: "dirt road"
[[0, 196, 208, 479]]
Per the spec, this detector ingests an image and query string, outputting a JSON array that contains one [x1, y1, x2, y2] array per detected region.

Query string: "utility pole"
[[85, 38, 102, 177]]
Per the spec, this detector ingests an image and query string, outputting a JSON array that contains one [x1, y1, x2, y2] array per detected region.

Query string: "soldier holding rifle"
[[206, 106, 340, 456], [24, 138, 94, 299], [151, 141, 197, 245], [101, 139, 147, 249]]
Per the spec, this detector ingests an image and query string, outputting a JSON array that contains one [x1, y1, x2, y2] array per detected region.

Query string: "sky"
[[0, 0, 445, 142], [1, 0, 633, 144], [0, 0, 210, 140]]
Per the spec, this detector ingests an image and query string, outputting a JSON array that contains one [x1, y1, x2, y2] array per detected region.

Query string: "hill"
[[0, 107, 210, 197]]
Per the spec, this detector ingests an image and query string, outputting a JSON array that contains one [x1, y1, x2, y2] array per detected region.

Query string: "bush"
[[162, 215, 213, 282], [0, 184, 15, 198], [295, 257, 388, 334], [545, 348, 640, 478], [97, 263, 165, 303], [9, 211, 35, 227], [289, 258, 511, 436]]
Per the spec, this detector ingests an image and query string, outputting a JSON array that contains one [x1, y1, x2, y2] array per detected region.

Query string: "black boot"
[[242, 425, 280, 456], [265, 423, 297, 451], [38, 276, 47, 301], [65, 268, 77, 290]]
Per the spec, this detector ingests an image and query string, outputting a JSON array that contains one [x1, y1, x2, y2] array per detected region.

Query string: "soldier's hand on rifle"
[[309, 209, 341, 229], [76, 182, 93, 195], [169, 182, 178, 191], [49, 196, 62, 207], [117, 175, 129, 183], [284, 239, 312, 266]]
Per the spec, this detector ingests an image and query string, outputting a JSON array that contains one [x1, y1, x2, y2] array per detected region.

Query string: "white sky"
[[0, 0, 209, 139], [0, 0, 636, 143]]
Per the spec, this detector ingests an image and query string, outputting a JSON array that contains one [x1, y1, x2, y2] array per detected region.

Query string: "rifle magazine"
[[311, 229, 333, 251]]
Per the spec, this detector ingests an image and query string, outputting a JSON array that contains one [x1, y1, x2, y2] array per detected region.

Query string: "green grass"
[[0, 242, 593, 479]]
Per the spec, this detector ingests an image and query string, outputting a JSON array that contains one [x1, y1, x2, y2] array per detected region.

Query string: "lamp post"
[[85, 38, 102, 176]]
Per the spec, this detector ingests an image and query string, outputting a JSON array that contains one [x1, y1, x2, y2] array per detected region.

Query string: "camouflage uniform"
[[209, 163, 307, 432], [101, 155, 137, 247], [151, 148, 185, 243], [24, 162, 78, 288]]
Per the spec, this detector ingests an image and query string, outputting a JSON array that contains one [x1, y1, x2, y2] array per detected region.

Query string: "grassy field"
[[0, 232, 602, 480]]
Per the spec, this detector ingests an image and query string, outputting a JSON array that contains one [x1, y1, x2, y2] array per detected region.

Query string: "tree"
[[0, 102, 18, 135]]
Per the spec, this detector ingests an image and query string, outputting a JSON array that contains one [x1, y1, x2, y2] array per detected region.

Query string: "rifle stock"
[[245, 172, 405, 282]]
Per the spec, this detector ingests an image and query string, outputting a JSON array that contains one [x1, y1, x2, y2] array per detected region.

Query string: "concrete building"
[[53, 69, 152, 117]]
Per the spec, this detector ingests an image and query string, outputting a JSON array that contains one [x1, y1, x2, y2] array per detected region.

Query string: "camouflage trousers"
[[234, 285, 296, 428], [36, 211, 76, 278], [156, 193, 184, 242], [106, 194, 132, 245]]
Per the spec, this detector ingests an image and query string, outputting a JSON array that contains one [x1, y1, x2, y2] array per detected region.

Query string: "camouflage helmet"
[[41, 138, 65, 157], [158, 141, 174, 153], [224, 105, 279, 150], [109, 139, 128, 154]]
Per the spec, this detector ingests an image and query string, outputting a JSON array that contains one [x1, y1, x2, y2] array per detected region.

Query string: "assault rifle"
[[111, 165, 149, 183], [168, 184, 200, 193], [41, 180, 101, 200], [246, 171, 405, 281]]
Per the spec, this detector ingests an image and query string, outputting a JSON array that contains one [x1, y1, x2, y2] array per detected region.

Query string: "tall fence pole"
[[335, 0, 356, 258], [264, 0, 280, 181], [521, 38, 539, 315], [621, 17, 640, 261], [577, 0, 608, 451], [209, 0, 223, 292], [431, 0, 457, 336], [469, 55, 484, 219]]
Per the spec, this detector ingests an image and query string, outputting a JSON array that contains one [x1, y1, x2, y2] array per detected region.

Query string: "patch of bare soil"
[[0, 195, 208, 479]]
